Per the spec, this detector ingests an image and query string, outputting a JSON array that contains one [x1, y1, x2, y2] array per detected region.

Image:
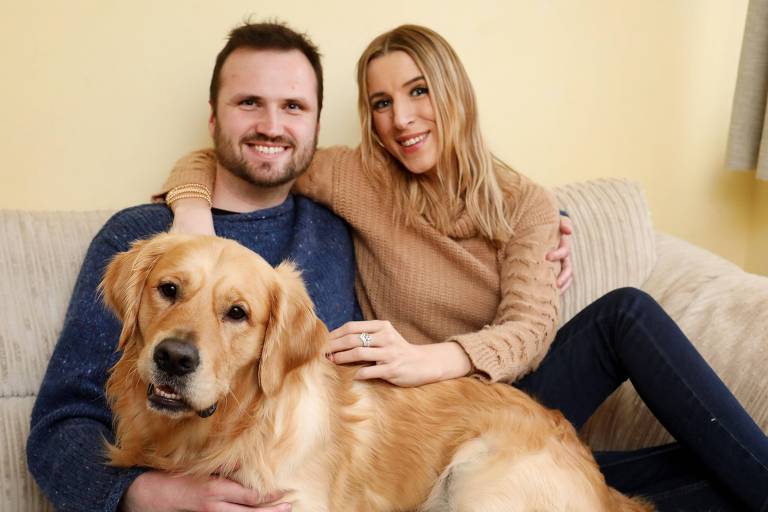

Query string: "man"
[[27, 22, 356, 512]]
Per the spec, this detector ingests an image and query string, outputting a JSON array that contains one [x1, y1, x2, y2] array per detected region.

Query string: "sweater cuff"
[[105, 467, 147, 512], [448, 331, 527, 384]]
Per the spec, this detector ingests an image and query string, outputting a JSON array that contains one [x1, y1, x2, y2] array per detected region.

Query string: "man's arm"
[[27, 226, 145, 511]]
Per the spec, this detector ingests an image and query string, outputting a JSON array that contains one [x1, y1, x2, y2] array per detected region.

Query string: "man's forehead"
[[219, 48, 317, 91]]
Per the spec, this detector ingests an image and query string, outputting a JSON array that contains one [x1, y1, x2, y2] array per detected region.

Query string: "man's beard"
[[214, 124, 317, 188]]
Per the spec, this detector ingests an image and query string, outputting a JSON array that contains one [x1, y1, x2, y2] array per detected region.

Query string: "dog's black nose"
[[154, 339, 199, 376]]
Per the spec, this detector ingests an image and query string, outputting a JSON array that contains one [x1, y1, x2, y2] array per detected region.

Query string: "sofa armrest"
[[581, 232, 768, 450]]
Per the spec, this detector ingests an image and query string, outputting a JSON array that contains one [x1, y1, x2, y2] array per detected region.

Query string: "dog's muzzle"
[[147, 338, 218, 418]]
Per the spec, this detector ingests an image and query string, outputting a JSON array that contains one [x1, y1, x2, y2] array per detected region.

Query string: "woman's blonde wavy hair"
[[356, 25, 517, 242]]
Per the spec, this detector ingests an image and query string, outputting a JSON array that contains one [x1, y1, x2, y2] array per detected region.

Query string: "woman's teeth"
[[400, 134, 427, 147]]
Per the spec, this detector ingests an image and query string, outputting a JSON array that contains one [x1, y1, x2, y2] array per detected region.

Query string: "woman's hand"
[[546, 215, 573, 294], [327, 320, 472, 387], [169, 197, 216, 236]]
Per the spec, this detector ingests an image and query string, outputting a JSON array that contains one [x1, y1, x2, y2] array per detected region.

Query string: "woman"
[[164, 25, 768, 511]]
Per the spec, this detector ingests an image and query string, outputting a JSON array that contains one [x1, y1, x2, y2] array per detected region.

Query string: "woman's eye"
[[372, 99, 391, 111], [158, 283, 178, 300], [226, 306, 248, 321], [411, 86, 428, 97]]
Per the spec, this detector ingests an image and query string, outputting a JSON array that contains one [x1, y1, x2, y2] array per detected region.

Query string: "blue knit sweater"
[[27, 196, 360, 511]]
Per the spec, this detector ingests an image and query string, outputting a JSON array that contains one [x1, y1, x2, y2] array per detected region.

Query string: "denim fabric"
[[515, 288, 768, 511], [595, 444, 741, 511]]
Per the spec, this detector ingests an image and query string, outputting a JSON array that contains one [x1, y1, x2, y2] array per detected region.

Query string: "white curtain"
[[726, 0, 768, 180]]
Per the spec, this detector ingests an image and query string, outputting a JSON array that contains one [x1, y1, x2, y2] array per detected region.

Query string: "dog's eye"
[[158, 283, 178, 300], [226, 306, 248, 321]]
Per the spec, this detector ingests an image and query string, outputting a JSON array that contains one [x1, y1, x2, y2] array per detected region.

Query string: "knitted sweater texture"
[[27, 199, 359, 511], [166, 147, 561, 382]]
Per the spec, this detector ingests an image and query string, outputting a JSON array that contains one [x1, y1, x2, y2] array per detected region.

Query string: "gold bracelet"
[[167, 183, 211, 197], [166, 184, 212, 208], [167, 191, 213, 206]]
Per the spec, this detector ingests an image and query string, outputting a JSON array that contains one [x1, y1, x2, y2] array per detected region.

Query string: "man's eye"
[[158, 283, 178, 300], [226, 306, 248, 321], [286, 103, 301, 111], [239, 99, 257, 108]]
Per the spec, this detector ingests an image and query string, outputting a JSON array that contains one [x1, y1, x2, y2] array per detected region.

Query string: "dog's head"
[[102, 233, 327, 422]]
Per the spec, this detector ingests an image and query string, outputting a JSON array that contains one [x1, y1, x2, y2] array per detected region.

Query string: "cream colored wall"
[[2, 1, 763, 273], [748, 181, 768, 275]]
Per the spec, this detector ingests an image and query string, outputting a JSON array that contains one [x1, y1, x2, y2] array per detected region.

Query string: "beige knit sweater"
[[163, 147, 561, 383]]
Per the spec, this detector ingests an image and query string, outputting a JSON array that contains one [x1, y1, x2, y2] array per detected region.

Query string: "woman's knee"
[[602, 287, 659, 312], [593, 288, 673, 332]]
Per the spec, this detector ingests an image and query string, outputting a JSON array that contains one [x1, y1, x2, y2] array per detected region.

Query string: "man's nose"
[[254, 106, 282, 138]]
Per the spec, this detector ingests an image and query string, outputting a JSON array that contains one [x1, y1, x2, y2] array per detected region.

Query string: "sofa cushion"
[[0, 210, 113, 396], [582, 232, 768, 450], [0, 209, 113, 511], [2, 397, 53, 512], [553, 179, 657, 325]]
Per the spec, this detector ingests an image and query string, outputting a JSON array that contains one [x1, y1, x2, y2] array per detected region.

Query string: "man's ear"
[[259, 261, 327, 396], [208, 102, 216, 139], [100, 233, 182, 350]]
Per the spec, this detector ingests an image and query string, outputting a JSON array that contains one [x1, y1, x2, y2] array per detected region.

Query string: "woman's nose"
[[392, 100, 415, 130]]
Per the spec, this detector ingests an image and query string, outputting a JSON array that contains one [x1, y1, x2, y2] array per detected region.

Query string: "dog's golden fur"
[[102, 234, 652, 512]]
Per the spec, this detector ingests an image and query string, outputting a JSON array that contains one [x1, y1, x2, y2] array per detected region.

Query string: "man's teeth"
[[252, 145, 286, 155], [400, 134, 427, 147]]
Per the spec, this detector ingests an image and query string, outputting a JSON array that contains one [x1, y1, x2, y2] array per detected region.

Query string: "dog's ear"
[[259, 261, 328, 396], [100, 233, 182, 350]]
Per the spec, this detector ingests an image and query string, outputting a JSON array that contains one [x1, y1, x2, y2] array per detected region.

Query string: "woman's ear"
[[259, 261, 328, 396]]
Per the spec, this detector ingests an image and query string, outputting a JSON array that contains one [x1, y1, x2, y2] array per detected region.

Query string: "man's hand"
[[169, 197, 216, 236], [546, 215, 574, 294], [121, 471, 291, 512]]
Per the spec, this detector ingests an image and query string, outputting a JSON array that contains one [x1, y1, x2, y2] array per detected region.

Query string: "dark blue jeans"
[[515, 288, 768, 511]]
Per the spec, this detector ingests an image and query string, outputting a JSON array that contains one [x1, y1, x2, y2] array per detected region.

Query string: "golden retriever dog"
[[102, 233, 652, 512]]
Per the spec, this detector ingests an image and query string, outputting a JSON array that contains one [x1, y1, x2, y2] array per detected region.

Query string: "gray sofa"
[[2, 179, 766, 510]]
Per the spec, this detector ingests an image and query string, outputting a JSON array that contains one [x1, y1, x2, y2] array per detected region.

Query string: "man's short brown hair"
[[209, 21, 323, 117]]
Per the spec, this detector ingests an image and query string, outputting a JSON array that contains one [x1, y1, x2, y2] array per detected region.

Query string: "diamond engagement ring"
[[359, 332, 372, 348]]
